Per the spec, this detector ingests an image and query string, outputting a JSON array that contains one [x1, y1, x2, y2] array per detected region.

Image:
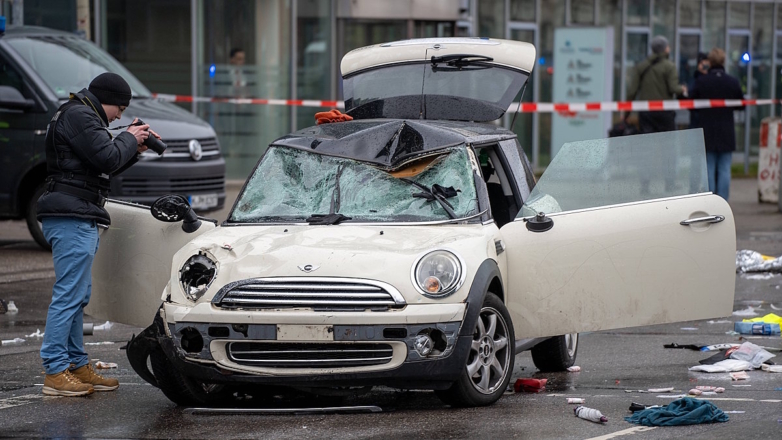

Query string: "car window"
[[230, 146, 480, 223], [5, 36, 151, 99], [519, 129, 708, 217], [0, 53, 26, 96]]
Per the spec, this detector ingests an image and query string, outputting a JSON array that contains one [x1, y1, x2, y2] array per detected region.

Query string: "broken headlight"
[[179, 252, 217, 302], [412, 250, 464, 298]]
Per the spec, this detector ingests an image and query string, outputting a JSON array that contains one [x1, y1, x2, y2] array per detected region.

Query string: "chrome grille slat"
[[227, 342, 394, 368], [215, 278, 405, 310]]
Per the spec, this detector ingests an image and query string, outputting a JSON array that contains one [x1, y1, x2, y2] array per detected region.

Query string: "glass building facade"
[[6, 0, 781, 176]]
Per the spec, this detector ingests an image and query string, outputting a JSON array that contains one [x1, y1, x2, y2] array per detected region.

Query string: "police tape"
[[151, 93, 777, 113]]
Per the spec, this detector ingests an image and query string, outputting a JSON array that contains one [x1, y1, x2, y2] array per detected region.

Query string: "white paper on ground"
[[688, 359, 753, 373], [733, 307, 759, 317], [761, 364, 782, 373]]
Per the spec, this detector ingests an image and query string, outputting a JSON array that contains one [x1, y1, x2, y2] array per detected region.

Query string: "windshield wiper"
[[307, 164, 352, 225], [430, 54, 494, 69], [401, 179, 460, 219]]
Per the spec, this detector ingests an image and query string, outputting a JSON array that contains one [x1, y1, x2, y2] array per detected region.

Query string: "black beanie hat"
[[88, 72, 132, 107]]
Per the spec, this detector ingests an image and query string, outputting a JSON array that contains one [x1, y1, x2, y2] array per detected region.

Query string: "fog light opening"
[[180, 327, 204, 353], [430, 329, 448, 353], [414, 333, 434, 357]]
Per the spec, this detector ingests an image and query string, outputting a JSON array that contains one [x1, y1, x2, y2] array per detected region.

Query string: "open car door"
[[85, 200, 215, 327], [500, 130, 735, 338]]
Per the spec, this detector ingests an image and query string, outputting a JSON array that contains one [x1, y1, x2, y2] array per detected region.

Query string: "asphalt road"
[[0, 179, 780, 439]]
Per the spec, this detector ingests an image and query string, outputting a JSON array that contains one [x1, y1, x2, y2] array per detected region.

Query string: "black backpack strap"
[[633, 56, 663, 100]]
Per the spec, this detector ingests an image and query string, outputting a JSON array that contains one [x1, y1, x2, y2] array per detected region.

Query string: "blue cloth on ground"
[[624, 397, 729, 426]]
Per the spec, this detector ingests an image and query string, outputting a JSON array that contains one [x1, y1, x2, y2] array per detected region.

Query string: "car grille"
[[214, 278, 406, 311], [227, 342, 394, 368], [157, 138, 221, 162], [120, 174, 225, 196]]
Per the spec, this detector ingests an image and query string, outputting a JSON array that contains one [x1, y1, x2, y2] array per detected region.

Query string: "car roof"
[[271, 119, 517, 170], [341, 37, 536, 77], [2, 25, 76, 38]]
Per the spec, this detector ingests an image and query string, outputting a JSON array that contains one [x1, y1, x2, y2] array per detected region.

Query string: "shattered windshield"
[[520, 129, 708, 216], [229, 146, 480, 223]]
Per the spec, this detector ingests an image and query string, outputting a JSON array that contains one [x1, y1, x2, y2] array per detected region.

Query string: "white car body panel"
[[501, 193, 736, 339]]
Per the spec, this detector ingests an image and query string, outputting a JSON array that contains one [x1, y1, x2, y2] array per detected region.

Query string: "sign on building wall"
[[551, 27, 614, 158]]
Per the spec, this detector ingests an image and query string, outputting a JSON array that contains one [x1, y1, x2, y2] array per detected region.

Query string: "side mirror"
[[150, 195, 202, 233], [0, 86, 35, 111]]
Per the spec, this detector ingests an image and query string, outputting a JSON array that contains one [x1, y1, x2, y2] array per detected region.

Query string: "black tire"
[[25, 182, 51, 251], [436, 292, 515, 407], [531, 333, 578, 372], [149, 346, 230, 406]]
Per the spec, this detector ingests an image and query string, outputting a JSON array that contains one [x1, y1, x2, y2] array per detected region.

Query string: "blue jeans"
[[706, 151, 732, 200], [40, 217, 100, 375]]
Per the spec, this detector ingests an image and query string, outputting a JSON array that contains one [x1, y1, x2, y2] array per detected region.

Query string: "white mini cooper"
[[88, 38, 736, 407]]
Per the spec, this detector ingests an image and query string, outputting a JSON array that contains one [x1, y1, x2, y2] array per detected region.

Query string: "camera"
[[132, 118, 167, 155]]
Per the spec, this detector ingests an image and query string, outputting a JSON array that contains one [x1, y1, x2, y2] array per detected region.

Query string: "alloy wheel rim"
[[466, 306, 511, 395]]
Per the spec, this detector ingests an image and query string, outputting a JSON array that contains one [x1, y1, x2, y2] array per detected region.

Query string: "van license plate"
[[189, 194, 218, 209]]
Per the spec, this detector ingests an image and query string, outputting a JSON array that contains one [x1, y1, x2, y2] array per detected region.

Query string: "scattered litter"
[[6, 301, 18, 314], [648, 387, 674, 393], [625, 397, 729, 426], [680, 327, 698, 331], [689, 359, 753, 373], [732, 384, 752, 387], [724, 411, 745, 414], [629, 402, 662, 412], [730, 342, 776, 368], [730, 371, 750, 381], [733, 307, 759, 317], [736, 250, 782, 273], [708, 320, 732, 324], [726, 331, 741, 336], [700, 344, 740, 352], [514, 378, 547, 393], [761, 364, 782, 373], [771, 304, 782, 310], [1, 338, 25, 346], [743, 312, 782, 325], [25, 329, 44, 338], [566, 366, 581, 372], [567, 398, 585, 404], [775, 387, 782, 391], [733, 321, 781, 335], [94, 361, 118, 369], [93, 321, 113, 331], [84, 341, 114, 346], [694, 386, 725, 393], [688, 389, 702, 396], [743, 273, 778, 280], [574, 405, 607, 423]]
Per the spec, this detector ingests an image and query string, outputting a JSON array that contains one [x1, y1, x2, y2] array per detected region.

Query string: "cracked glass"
[[520, 129, 708, 217], [230, 146, 480, 223]]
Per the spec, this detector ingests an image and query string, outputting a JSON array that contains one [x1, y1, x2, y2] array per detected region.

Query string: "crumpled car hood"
[[171, 224, 495, 305]]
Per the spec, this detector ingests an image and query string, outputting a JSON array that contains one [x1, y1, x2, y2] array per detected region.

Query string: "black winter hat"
[[88, 72, 132, 107]]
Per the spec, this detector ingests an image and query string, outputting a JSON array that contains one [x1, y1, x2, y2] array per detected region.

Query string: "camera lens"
[[144, 136, 167, 155]]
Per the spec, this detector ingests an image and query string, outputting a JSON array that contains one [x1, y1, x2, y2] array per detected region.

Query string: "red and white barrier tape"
[[152, 93, 775, 113]]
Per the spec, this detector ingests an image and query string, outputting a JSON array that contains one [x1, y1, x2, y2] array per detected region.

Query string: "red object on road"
[[514, 378, 548, 393]]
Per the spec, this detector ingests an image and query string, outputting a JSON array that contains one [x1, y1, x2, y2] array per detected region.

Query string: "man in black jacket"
[[690, 48, 744, 200], [36, 72, 158, 396]]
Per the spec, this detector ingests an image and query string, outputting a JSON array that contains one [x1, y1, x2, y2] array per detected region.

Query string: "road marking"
[[584, 426, 656, 440], [0, 394, 59, 410]]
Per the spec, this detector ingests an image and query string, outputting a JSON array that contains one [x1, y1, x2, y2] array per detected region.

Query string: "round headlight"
[[412, 250, 464, 298], [179, 252, 217, 302]]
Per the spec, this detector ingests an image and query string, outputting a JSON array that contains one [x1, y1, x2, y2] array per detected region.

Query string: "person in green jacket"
[[627, 36, 687, 134]]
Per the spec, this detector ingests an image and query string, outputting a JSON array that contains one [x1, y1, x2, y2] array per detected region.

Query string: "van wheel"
[[436, 292, 515, 407], [149, 347, 230, 406], [531, 333, 578, 372], [25, 182, 51, 251]]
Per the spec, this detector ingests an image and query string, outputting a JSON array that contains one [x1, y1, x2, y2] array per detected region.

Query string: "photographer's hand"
[[126, 118, 150, 146], [148, 129, 162, 140]]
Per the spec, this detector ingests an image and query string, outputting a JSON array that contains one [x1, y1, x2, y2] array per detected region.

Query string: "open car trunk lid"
[[340, 38, 535, 122]]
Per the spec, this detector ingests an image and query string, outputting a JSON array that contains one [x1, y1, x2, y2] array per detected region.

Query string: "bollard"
[[83, 323, 94, 335]]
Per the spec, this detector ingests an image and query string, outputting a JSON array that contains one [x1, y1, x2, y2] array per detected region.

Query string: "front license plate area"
[[277, 324, 334, 341], [189, 194, 218, 209]]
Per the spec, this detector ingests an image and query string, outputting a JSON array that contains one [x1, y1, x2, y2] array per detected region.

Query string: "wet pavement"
[[0, 178, 780, 439]]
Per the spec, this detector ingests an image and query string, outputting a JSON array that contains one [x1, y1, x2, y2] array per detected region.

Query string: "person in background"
[[688, 52, 709, 129], [690, 48, 744, 201]]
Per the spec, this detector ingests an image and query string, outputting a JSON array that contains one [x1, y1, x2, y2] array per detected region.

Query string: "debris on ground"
[[1, 338, 25, 346], [567, 398, 585, 404], [730, 341, 776, 368], [688, 389, 703, 396], [84, 341, 114, 346], [625, 397, 729, 426], [736, 250, 782, 273], [689, 359, 753, 373], [94, 361, 118, 369], [5, 301, 18, 314], [574, 405, 607, 423], [514, 378, 547, 393], [624, 387, 677, 394], [733, 307, 759, 317], [761, 364, 782, 373], [730, 371, 750, 380], [25, 329, 44, 338], [566, 366, 581, 372], [629, 402, 662, 413], [93, 321, 113, 331], [734, 321, 781, 335], [695, 386, 725, 393]]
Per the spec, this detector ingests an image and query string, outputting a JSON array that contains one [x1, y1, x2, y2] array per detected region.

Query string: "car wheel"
[[25, 182, 51, 251], [436, 292, 515, 407], [149, 346, 230, 406], [530, 333, 578, 372]]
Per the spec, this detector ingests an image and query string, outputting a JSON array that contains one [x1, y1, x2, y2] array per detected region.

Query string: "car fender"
[[459, 259, 503, 338]]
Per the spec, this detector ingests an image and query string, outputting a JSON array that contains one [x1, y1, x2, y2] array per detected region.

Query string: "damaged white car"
[[87, 38, 736, 407]]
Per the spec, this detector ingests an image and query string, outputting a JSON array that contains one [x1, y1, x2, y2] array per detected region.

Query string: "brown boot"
[[69, 363, 119, 391], [43, 370, 94, 397]]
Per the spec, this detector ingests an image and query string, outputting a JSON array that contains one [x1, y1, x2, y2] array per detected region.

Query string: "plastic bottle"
[[574, 406, 608, 423], [6, 301, 18, 314], [1, 338, 25, 346]]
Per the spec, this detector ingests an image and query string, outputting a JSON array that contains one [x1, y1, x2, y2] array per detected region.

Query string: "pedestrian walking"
[[690, 48, 744, 201], [36, 73, 159, 396], [626, 35, 687, 194]]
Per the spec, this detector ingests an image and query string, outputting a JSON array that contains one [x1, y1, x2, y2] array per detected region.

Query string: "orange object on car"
[[315, 109, 353, 125]]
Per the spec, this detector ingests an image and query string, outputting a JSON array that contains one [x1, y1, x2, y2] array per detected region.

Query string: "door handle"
[[680, 215, 725, 226]]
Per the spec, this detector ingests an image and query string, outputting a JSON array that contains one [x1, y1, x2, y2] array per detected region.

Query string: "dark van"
[[0, 26, 226, 249]]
